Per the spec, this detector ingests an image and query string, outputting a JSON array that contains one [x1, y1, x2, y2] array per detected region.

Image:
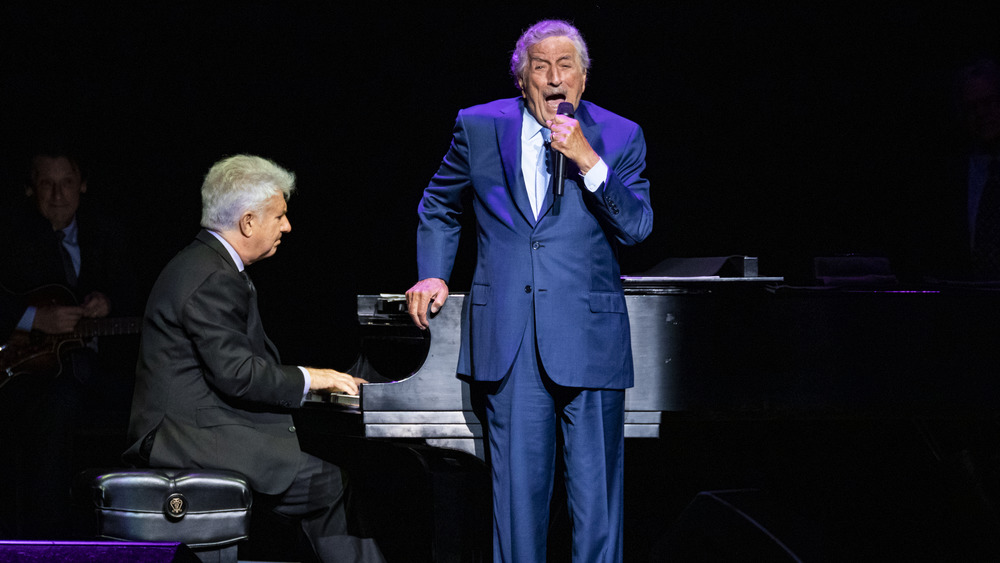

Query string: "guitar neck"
[[75, 317, 142, 338], [10, 284, 144, 339]]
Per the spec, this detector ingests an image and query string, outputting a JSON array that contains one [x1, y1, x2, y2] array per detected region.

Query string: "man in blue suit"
[[406, 19, 652, 562]]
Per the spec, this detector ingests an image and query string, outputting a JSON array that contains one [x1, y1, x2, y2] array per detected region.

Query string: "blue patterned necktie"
[[535, 129, 551, 218]]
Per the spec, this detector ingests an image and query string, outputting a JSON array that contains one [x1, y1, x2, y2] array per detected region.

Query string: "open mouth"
[[545, 93, 567, 108]]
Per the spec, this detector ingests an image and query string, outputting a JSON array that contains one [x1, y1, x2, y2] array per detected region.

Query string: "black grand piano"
[[305, 275, 1000, 458], [297, 270, 1000, 561]]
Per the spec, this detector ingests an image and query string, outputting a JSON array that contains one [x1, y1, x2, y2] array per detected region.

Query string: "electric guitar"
[[1, 284, 141, 388]]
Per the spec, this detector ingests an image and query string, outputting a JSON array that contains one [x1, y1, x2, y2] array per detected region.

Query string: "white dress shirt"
[[519, 108, 610, 220]]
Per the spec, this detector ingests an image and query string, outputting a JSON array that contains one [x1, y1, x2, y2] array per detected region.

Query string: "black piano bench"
[[73, 468, 252, 563]]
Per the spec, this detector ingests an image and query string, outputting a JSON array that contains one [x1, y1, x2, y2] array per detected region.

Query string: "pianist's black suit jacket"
[[123, 230, 306, 494]]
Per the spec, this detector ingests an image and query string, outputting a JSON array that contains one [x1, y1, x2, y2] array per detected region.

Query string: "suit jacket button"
[[524, 285, 532, 293], [532, 242, 540, 250], [288, 426, 296, 433]]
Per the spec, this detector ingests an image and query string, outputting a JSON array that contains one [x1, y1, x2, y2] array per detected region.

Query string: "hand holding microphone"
[[547, 102, 601, 194], [552, 102, 574, 196]]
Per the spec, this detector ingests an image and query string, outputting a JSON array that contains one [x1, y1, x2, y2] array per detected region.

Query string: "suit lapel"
[[577, 103, 601, 154], [196, 230, 282, 361], [254, 297, 282, 362], [497, 98, 537, 227]]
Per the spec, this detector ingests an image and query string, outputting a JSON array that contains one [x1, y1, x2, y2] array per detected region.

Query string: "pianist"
[[405, 19, 653, 563], [123, 155, 384, 563]]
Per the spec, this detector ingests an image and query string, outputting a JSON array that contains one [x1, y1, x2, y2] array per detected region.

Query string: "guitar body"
[[1, 329, 84, 380], [0, 285, 140, 387]]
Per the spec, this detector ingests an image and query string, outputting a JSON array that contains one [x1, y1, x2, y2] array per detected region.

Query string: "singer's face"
[[518, 35, 587, 127]]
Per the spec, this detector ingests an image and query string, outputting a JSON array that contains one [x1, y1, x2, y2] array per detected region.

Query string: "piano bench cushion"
[[74, 468, 252, 549]]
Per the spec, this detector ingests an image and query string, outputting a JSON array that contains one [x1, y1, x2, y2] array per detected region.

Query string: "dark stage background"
[[3, 1, 1000, 368], [8, 3, 1000, 559]]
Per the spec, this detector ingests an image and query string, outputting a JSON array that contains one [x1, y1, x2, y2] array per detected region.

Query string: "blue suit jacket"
[[417, 97, 653, 389]]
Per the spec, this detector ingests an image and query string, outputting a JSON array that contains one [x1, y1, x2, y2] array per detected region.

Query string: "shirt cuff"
[[299, 366, 311, 403], [582, 158, 609, 193], [17, 306, 36, 332]]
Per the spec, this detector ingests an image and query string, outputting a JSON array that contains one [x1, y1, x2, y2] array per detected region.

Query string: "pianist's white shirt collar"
[[207, 230, 246, 272]]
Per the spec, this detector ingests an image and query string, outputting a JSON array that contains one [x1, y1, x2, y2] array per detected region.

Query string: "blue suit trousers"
[[485, 304, 625, 562]]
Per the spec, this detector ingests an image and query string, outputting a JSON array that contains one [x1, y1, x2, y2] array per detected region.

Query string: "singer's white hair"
[[200, 154, 295, 231], [510, 19, 590, 89]]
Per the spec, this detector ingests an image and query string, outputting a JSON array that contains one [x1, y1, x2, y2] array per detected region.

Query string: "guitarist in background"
[[0, 144, 139, 538], [1, 147, 138, 339]]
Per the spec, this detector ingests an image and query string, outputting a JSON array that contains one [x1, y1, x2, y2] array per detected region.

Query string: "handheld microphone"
[[553, 102, 574, 196]]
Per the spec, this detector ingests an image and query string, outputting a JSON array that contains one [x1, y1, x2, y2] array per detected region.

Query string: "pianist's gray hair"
[[510, 19, 591, 89], [200, 154, 296, 231]]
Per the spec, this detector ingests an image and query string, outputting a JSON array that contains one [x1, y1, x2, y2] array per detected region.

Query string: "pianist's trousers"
[[485, 315, 625, 563], [261, 451, 386, 563]]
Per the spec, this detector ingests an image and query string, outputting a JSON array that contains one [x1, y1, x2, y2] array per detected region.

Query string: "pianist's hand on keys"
[[305, 367, 368, 396]]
